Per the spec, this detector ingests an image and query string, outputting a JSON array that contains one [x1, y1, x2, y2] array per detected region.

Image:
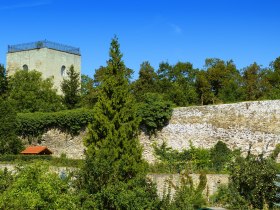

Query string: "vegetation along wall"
[[24, 100, 280, 163], [141, 100, 280, 163]]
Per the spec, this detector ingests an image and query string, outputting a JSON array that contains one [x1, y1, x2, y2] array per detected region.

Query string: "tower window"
[[23, 64, 28, 71], [61, 65, 66, 77]]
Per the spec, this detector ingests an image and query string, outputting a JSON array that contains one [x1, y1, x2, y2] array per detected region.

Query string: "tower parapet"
[[6, 40, 81, 94]]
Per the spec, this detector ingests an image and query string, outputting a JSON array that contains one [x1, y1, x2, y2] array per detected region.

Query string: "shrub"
[[17, 108, 94, 137], [229, 154, 280, 209], [137, 93, 173, 135], [210, 141, 232, 172], [153, 142, 211, 173], [0, 162, 79, 209], [160, 172, 206, 209], [0, 99, 23, 154]]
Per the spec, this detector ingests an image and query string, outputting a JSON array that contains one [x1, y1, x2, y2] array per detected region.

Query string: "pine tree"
[[78, 37, 159, 209], [61, 65, 81, 109], [83, 37, 145, 191]]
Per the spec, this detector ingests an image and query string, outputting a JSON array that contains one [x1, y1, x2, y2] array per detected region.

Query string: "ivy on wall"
[[16, 108, 94, 137]]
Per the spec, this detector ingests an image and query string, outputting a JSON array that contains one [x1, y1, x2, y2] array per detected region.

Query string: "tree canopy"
[[8, 70, 63, 112], [80, 37, 158, 208], [61, 65, 81, 109]]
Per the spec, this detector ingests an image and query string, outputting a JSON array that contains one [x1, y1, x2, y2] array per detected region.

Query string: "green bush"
[[0, 99, 23, 154], [160, 172, 206, 209], [210, 141, 233, 172], [137, 93, 173, 135], [153, 142, 212, 173], [17, 108, 94, 137], [0, 161, 79, 209]]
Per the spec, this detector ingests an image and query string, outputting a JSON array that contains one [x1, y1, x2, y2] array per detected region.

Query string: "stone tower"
[[6, 40, 81, 94]]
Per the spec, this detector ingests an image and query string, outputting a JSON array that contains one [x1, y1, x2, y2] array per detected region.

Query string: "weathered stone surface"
[[148, 173, 229, 198], [23, 129, 86, 159], [141, 100, 280, 163], [0, 163, 228, 197], [21, 100, 280, 163]]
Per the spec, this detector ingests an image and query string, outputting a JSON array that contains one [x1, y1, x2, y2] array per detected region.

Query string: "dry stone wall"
[[23, 129, 86, 159], [23, 100, 280, 163], [141, 100, 280, 163], [148, 173, 229, 198], [0, 163, 228, 197]]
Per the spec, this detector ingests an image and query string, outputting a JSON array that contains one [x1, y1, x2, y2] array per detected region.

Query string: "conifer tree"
[[83, 37, 146, 193], [61, 65, 81, 109], [78, 38, 160, 209]]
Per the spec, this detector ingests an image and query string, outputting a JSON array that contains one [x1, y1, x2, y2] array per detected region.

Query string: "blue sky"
[[1, 0, 280, 79]]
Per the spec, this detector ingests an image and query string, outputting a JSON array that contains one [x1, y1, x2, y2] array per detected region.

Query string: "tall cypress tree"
[[61, 65, 81, 109], [82, 37, 147, 194]]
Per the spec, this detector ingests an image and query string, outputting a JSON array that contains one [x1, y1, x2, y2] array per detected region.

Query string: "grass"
[[0, 155, 83, 168]]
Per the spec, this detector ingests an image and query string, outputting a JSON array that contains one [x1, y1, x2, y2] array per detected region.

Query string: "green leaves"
[[0, 64, 8, 98], [228, 154, 280, 209], [137, 93, 173, 135], [61, 65, 81, 109], [0, 99, 23, 154], [80, 37, 157, 208], [17, 108, 94, 137], [0, 162, 79, 209], [8, 70, 63, 112]]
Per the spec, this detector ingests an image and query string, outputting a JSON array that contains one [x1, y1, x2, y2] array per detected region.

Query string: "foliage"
[[137, 93, 173, 135], [132, 61, 158, 102], [0, 98, 23, 154], [242, 62, 262, 100], [80, 177, 160, 209], [195, 70, 214, 105], [17, 108, 94, 137], [80, 36, 157, 208], [210, 184, 250, 209], [80, 74, 98, 108], [0, 162, 79, 209], [160, 172, 206, 210], [0, 168, 13, 194], [204, 58, 244, 103], [157, 61, 198, 106], [8, 70, 63, 112], [0, 155, 83, 167], [210, 141, 233, 172], [228, 153, 280, 209], [153, 141, 235, 173], [61, 65, 81, 109], [153, 142, 212, 173], [0, 64, 8, 98]]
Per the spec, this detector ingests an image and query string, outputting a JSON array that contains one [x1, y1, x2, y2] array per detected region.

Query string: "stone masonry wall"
[[0, 163, 228, 197], [140, 100, 280, 163], [24, 100, 280, 163], [148, 173, 229, 198], [23, 129, 86, 159]]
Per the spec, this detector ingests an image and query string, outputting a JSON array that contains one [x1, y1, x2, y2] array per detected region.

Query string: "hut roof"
[[20, 146, 52, 155]]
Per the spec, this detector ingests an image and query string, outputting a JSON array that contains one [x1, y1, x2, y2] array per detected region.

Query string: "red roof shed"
[[20, 146, 52, 155]]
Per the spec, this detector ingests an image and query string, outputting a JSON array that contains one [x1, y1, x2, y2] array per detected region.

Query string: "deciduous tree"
[[8, 70, 63, 112], [0, 98, 23, 154], [0, 64, 8, 98]]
